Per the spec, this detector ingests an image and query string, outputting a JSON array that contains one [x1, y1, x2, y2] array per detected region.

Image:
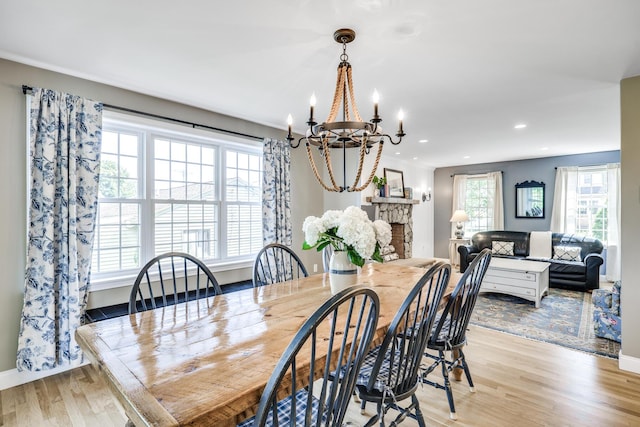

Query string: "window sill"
[[89, 259, 254, 292]]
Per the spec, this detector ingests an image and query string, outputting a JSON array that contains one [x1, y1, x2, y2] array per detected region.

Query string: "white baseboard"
[[0, 359, 89, 391], [619, 351, 640, 374]]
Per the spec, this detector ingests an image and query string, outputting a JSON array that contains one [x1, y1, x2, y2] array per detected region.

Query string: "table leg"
[[452, 349, 463, 381]]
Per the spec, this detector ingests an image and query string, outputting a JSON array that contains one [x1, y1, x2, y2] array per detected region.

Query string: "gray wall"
[[0, 58, 323, 372], [433, 151, 620, 259], [621, 75, 640, 362]]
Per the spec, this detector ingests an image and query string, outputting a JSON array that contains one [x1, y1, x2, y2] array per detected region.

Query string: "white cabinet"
[[480, 258, 550, 308]]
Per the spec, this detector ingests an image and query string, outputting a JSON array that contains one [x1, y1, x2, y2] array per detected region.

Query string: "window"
[[575, 167, 609, 243], [464, 176, 495, 235], [91, 113, 262, 285], [550, 164, 619, 246], [452, 172, 504, 236]]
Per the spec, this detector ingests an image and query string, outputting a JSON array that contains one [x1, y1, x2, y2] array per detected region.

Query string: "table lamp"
[[450, 210, 469, 238]]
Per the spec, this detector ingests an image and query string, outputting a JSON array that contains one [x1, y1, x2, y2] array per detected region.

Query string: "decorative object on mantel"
[[286, 28, 405, 193], [384, 168, 405, 197], [302, 207, 392, 291], [372, 175, 387, 197], [450, 209, 470, 238], [404, 187, 413, 199]]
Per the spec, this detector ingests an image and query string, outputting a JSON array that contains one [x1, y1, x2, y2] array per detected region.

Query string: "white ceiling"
[[2, 1, 640, 168]]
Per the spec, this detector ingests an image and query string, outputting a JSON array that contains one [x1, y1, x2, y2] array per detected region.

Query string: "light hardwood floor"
[[2, 325, 639, 426]]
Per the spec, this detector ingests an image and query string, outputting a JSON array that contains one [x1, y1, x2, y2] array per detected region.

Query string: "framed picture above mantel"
[[384, 168, 405, 198]]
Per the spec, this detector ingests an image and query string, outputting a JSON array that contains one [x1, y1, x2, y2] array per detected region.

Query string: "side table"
[[449, 238, 471, 271]]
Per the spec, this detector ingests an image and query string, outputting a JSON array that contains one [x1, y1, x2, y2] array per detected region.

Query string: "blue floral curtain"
[[262, 138, 291, 245], [17, 88, 102, 371]]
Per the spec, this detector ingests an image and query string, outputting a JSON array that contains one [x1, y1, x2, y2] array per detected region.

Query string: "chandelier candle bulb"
[[398, 110, 404, 135], [373, 90, 380, 120], [309, 93, 316, 123], [286, 114, 293, 140]]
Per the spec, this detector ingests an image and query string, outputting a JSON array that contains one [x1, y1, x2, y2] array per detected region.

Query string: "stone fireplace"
[[364, 197, 419, 259]]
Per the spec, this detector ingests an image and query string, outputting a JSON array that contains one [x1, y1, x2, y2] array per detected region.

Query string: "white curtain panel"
[[550, 166, 579, 233], [606, 163, 621, 281], [451, 174, 467, 237], [17, 88, 102, 371], [489, 171, 504, 230], [262, 138, 292, 246]]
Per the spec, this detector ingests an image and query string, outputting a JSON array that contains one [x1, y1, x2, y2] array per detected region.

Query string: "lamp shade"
[[450, 210, 469, 222]]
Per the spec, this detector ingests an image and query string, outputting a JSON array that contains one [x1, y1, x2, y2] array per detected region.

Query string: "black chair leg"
[[439, 350, 457, 420], [458, 348, 476, 392], [362, 402, 383, 427], [412, 394, 427, 427]]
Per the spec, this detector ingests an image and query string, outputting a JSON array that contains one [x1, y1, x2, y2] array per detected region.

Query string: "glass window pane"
[[99, 177, 118, 199], [249, 155, 260, 171], [172, 161, 186, 183], [187, 163, 201, 182], [121, 225, 140, 247], [155, 159, 171, 181], [121, 247, 140, 269], [238, 153, 248, 169], [102, 131, 118, 154], [171, 141, 186, 161], [119, 178, 138, 199], [120, 134, 138, 156], [202, 147, 215, 166], [187, 144, 201, 163], [155, 139, 171, 159], [120, 156, 138, 179], [226, 151, 237, 168]]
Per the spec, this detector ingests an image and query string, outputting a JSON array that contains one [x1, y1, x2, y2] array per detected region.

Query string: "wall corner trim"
[[0, 359, 89, 391], [618, 351, 640, 374]]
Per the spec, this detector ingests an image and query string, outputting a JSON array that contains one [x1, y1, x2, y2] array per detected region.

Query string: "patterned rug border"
[[469, 288, 620, 359]]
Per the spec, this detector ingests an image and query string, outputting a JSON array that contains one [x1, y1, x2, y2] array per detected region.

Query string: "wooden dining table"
[[76, 262, 460, 427]]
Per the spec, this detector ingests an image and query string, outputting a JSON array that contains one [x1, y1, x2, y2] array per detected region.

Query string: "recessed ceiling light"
[[541, 147, 549, 151], [419, 139, 428, 143], [395, 152, 401, 155], [463, 155, 470, 159], [413, 157, 418, 160], [514, 123, 527, 129]]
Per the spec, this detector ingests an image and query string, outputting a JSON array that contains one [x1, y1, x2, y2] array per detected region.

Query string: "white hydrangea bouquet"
[[302, 206, 392, 267]]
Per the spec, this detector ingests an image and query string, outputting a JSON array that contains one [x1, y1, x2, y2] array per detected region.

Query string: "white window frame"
[[91, 111, 263, 291]]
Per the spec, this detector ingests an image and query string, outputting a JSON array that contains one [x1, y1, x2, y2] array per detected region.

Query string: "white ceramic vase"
[[329, 250, 358, 294]]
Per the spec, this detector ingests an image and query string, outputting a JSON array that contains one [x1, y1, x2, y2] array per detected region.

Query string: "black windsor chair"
[[128, 252, 222, 314], [237, 286, 380, 427], [420, 248, 492, 420], [354, 261, 451, 426], [253, 243, 309, 287]]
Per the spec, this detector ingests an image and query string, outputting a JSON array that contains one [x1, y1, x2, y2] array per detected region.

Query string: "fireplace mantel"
[[367, 197, 419, 205]]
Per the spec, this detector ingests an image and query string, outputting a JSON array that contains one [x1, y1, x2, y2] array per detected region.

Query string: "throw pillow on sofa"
[[553, 245, 582, 261], [492, 240, 514, 256]]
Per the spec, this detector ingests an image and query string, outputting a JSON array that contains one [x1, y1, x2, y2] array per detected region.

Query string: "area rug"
[[469, 288, 621, 358]]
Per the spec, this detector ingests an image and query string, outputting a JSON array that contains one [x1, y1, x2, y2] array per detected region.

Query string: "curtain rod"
[[450, 170, 503, 178], [22, 85, 265, 142], [554, 164, 616, 170]]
